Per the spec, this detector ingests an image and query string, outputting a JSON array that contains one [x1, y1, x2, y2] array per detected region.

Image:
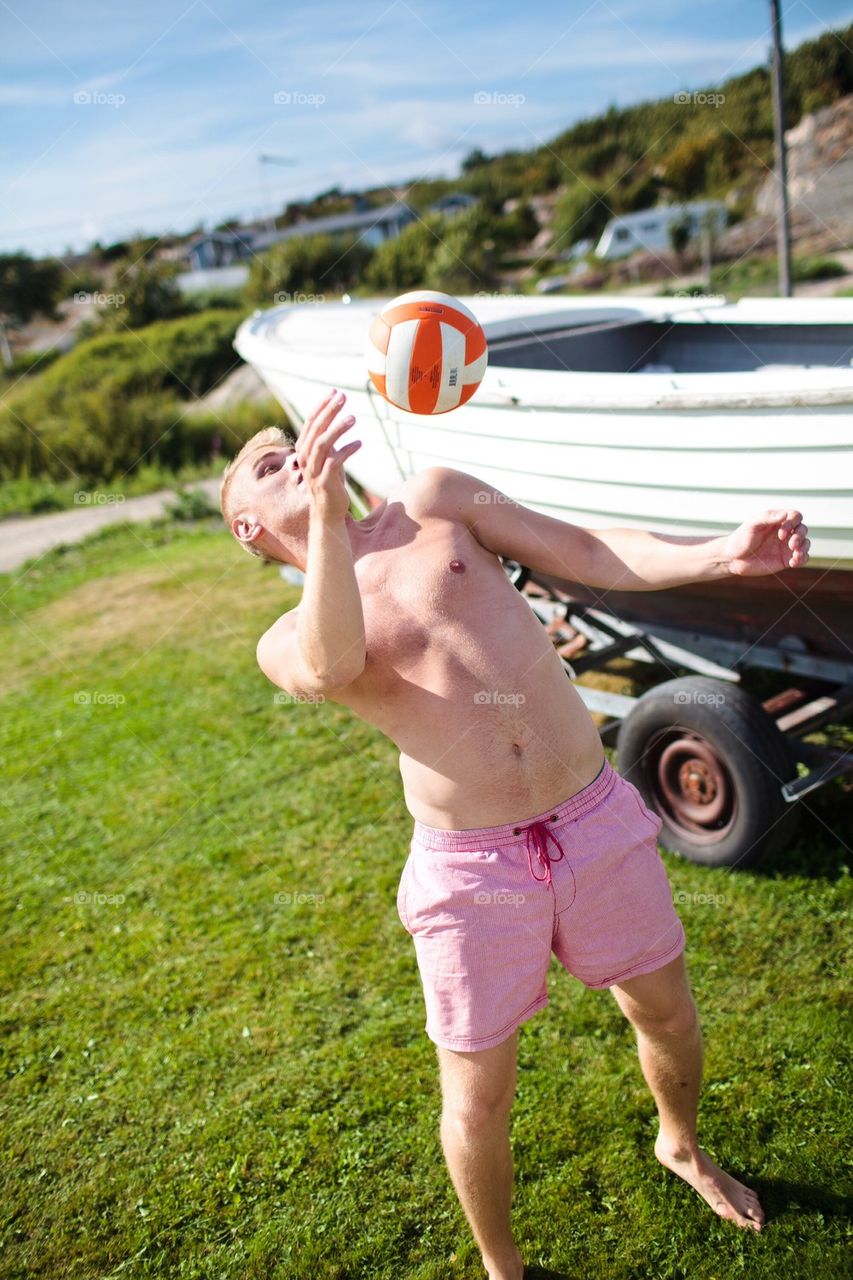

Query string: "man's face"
[[231, 440, 306, 550]]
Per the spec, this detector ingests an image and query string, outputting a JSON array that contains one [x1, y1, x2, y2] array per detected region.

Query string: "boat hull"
[[234, 295, 853, 576]]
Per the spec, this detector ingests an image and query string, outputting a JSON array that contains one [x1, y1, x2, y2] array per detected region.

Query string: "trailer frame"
[[505, 560, 853, 806]]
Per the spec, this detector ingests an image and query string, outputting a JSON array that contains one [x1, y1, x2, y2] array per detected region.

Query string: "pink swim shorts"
[[396, 757, 686, 1052]]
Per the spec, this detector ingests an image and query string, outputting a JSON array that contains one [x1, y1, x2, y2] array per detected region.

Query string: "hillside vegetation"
[[0, 310, 280, 512]]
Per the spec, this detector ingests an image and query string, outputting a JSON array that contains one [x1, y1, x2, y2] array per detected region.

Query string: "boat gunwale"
[[235, 295, 853, 412]]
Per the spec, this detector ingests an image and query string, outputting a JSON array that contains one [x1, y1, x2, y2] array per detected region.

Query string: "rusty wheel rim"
[[645, 729, 736, 845]]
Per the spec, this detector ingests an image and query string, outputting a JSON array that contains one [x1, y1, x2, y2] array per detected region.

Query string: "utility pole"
[[258, 154, 296, 235], [769, 0, 793, 297]]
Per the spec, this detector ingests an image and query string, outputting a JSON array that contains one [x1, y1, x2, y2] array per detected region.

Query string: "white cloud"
[[0, 82, 71, 106]]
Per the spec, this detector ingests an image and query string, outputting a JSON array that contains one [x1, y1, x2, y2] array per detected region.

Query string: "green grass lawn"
[[1, 518, 850, 1279]]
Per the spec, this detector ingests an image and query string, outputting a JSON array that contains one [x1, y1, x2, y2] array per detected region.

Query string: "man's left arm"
[[429, 468, 811, 590]]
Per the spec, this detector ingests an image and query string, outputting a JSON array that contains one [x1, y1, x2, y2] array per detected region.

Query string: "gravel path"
[[0, 478, 221, 575]]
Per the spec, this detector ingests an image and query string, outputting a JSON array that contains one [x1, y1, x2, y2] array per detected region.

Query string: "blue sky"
[[0, 0, 849, 258]]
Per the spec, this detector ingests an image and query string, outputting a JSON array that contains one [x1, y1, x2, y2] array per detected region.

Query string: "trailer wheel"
[[616, 676, 800, 868]]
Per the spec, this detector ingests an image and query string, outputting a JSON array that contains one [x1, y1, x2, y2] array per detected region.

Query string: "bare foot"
[[654, 1137, 765, 1231]]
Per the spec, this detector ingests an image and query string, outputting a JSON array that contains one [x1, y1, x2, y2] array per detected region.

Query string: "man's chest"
[[357, 518, 505, 670]]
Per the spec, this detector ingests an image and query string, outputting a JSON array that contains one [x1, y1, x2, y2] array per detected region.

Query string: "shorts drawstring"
[[513, 816, 565, 890]]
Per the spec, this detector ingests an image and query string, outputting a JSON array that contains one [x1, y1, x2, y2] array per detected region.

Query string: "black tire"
[[616, 676, 800, 869]]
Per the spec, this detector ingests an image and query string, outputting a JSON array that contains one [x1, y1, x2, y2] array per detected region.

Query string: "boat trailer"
[[506, 560, 853, 869]]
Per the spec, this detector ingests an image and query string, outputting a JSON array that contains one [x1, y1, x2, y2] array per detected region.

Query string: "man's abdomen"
[[397, 672, 605, 829]]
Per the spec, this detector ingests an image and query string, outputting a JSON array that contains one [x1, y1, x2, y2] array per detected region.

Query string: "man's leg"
[[610, 951, 765, 1231], [436, 1029, 525, 1280]]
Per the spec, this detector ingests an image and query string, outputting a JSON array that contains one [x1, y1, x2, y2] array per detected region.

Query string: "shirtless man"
[[221, 389, 811, 1279]]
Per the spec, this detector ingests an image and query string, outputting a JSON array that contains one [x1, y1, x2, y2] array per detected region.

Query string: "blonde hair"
[[219, 424, 297, 562]]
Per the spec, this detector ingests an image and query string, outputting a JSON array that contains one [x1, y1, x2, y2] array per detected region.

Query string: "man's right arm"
[[256, 392, 366, 697], [257, 512, 366, 696]]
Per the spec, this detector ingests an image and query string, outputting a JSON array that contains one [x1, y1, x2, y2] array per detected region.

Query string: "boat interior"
[[485, 314, 853, 374]]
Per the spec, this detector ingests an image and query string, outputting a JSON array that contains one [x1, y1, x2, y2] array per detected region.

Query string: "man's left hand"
[[721, 509, 811, 576]]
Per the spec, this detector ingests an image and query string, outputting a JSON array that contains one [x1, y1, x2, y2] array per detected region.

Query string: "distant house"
[[595, 200, 727, 260], [185, 202, 417, 271], [254, 200, 417, 251], [427, 193, 478, 217], [186, 229, 257, 271]]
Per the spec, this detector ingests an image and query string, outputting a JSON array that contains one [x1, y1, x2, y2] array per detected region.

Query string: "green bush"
[[659, 135, 721, 199], [708, 253, 847, 299], [180, 286, 247, 313], [0, 309, 260, 483], [365, 204, 537, 292], [424, 208, 500, 292], [246, 233, 374, 302], [793, 255, 846, 282], [14, 308, 242, 406], [364, 215, 443, 290], [162, 485, 221, 522], [99, 250, 183, 330], [5, 348, 62, 377], [550, 182, 611, 254], [497, 200, 539, 249]]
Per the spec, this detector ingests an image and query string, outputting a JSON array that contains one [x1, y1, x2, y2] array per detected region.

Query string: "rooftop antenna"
[[258, 154, 296, 235], [769, 0, 793, 297]]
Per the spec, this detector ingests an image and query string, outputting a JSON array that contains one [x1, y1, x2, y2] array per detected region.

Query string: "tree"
[[659, 134, 720, 200], [0, 253, 63, 366], [461, 147, 490, 174], [246, 233, 374, 302], [551, 182, 611, 254], [100, 248, 183, 330], [425, 208, 499, 292], [667, 212, 693, 263], [365, 216, 443, 290], [500, 200, 539, 249]]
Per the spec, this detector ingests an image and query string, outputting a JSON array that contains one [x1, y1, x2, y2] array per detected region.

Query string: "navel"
[[449, 559, 466, 573], [511, 742, 522, 755]]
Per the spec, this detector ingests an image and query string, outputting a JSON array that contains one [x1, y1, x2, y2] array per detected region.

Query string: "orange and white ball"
[[365, 290, 488, 414]]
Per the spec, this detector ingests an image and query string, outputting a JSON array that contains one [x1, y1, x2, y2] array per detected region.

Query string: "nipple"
[[449, 559, 466, 573]]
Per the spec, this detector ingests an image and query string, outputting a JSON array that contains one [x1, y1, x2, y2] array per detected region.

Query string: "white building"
[[595, 200, 727, 260]]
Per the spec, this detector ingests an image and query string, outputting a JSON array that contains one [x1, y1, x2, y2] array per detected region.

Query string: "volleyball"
[[365, 290, 488, 415]]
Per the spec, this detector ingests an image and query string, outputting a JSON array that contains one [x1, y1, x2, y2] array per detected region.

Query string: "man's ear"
[[232, 513, 264, 546]]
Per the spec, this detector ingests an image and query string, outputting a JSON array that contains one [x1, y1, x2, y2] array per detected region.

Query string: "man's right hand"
[[297, 389, 362, 521]]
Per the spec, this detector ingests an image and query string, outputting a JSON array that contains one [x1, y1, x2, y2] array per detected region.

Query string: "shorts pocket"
[[624, 778, 664, 839], [396, 854, 413, 933]]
